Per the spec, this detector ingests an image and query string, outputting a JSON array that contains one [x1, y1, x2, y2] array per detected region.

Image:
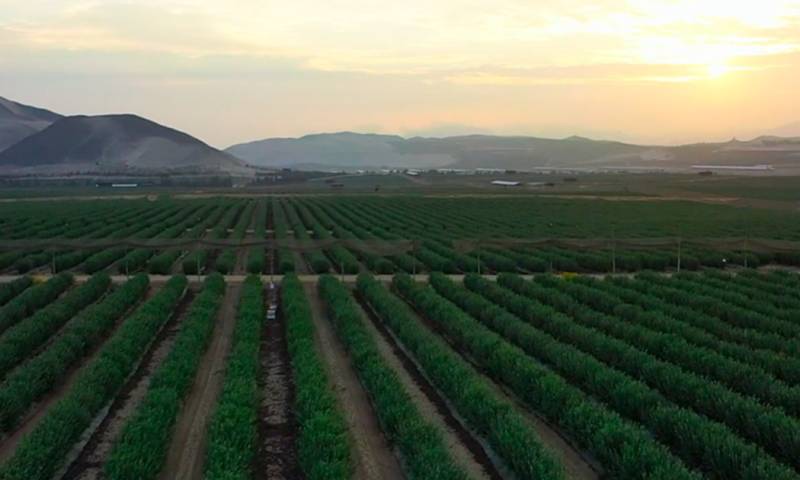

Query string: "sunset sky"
[[1, 0, 799, 147]]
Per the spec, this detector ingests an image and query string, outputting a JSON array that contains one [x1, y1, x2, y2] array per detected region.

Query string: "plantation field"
[[0, 194, 800, 479], [0, 268, 797, 478], [3, 194, 800, 277]]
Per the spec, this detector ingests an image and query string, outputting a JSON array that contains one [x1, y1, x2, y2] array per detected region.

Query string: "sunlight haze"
[[1, 0, 799, 146]]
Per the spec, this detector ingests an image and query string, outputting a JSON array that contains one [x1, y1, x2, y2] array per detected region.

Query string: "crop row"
[[532, 274, 800, 411], [0, 273, 72, 334], [608, 275, 800, 357], [0, 273, 111, 379], [320, 275, 473, 480], [0, 275, 187, 480], [359, 274, 569, 480], [105, 274, 225, 479], [204, 275, 264, 478], [575, 275, 800, 385], [392, 274, 700, 479], [0, 274, 148, 431], [0, 277, 31, 306], [441, 274, 794, 480], [493, 274, 800, 471], [246, 199, 268, 274], [281, 274, 352, 479]]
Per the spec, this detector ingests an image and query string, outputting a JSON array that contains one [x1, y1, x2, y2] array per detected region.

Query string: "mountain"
[[226, 132, 455, 170], [0, 114, 254, 177], [227, 132, 800, 172], [760, 121, 800, 139], [0, 96, 62, 152]]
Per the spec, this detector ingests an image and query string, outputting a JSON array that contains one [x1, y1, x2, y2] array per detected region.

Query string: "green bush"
[[205, 275, 263, 478], [282, 275, 352, 479], [321, 275, 474, 480], [0, 275, 187, 480], [0, 273, 72, 334], [106, 274, 225, 480], [0, 274, 148, 431]]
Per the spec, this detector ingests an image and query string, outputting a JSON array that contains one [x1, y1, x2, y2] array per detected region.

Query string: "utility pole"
[[476, 239, 482, 276], [677, 238, 682, 273], [611, 224, 617, 275]]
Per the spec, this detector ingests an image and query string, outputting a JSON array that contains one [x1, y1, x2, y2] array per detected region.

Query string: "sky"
[[1, 0, 799, 148]]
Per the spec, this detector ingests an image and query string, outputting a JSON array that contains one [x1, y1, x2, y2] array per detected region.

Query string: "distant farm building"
[[491, 180, 521, 187], [691, 164, 774, 171]]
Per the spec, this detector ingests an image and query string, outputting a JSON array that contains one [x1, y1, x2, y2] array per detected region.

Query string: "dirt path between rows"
[[292, 251, 310, 275], [0, 285, 160, 465], [302, 283, 404, 480], [353, 293, 496, 480], [256, 284, 301, 479], [157, 282, 241, 480], [60, 288, 196, 480], [398, 292, 603, 480]]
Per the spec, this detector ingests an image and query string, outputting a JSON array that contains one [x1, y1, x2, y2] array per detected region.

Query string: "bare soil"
[[302, 283, 404, 480], [60, 287, 196, 480], [256, 284, 302, 480], [353, 293, 496, 480], [157, 282, 241, 480], [398, 291, 603, 480]]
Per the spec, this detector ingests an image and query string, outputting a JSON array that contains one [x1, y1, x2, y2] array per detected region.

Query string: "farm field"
[[0, 194, 799, 479], [3, 194, 800, 277]]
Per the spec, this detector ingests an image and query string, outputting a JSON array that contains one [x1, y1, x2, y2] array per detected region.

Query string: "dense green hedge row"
[[0, 274, 149, 431], [297, 202, 360, 274], [0, 273, 72, 334], [543, 274, 800, 408], [12, 250, 54, 273], [0, 252, 26, 271], [282, 274, 351, 479], [359, 274, 570, 479], [204, 275, 263, 478], [496, 273, 800, 471], [117, 205, 207, 274], [611, 276, 800, 357], [699, 270, 800, 310], [392, 274, 698, 480], [321, 200, 416, 273], [282, 200, 330, 273], [182, 203, 243, 274], [0, 276, 31, 306], [148, 204, 223, 274], [82, 204, 187, 273], [358, 274, 580, 479], [0, 275, 187, 480], [636, 273, 800, 339], [532, 274, 800, 417], [105, 274, 225, 480], [246, 199, 268, 274], [271, 197, 296, 274], [320, 275, 473, 480], [215, 200, 254, 274], [575, 275, 800, 386], [0, 273, 111, 379], [310, 201, 396, 273], [675, 272, 800, 326], [448, 274, 795, 480]]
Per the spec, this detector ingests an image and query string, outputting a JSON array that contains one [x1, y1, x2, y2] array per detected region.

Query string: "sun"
[[707, 64, 728, 78]]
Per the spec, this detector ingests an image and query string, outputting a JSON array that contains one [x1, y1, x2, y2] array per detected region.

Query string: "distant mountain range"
[[226, 132, 800, 173], [1, 95, 799, 177], [0, 97, 253, 179], [0, 97, 62, 152]]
